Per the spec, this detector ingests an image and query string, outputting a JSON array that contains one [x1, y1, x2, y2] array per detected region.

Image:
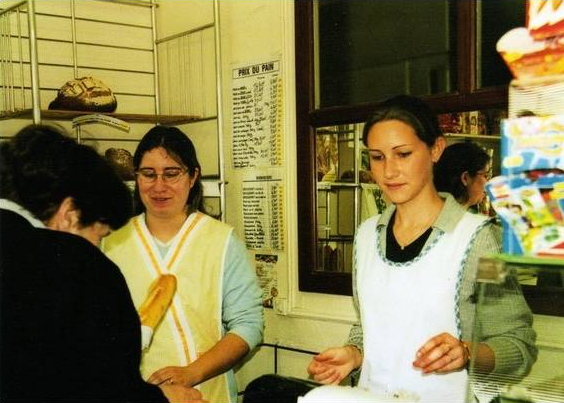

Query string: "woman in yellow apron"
[[103, 126, 264, 403]]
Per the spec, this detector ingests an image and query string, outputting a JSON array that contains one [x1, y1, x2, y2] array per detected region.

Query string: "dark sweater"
[[0, 209, 166, 402]]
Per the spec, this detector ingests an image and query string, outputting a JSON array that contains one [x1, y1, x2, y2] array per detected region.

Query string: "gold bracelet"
[[461, 341, 472, 364]]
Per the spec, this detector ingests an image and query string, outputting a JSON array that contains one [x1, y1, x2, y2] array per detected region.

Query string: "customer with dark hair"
[[0, 124, 203, 402], [434, 141, 492, 210], [102, 125, 263, 403], [2, 124, 132, 244], [306, 96, 536, 402]]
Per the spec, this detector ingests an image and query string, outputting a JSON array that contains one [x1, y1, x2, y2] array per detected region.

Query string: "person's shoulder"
[[0, 208, 32, 235], [0, 209, 39, 255], [474, 216, 502, 241], [36, 228, 122, 276], [356, 214, 381, 240], [436, 193, 470, 231], [359, 214, 380, 229], [462, 210, 490, 225], [198, 212, 233, 234], [36, 226, 93, 249], [102, 217, 136, 246]]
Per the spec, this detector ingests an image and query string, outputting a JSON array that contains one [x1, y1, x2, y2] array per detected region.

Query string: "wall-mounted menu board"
[[231, 60, 283, 168]]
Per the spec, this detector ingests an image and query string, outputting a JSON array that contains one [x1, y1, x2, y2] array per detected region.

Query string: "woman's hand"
[[412, 332, 471, 374], [307, 345, 362, 385], [148, 334, 251, 388], [148, 366, 193, 387], [158, 383, 208, 403]]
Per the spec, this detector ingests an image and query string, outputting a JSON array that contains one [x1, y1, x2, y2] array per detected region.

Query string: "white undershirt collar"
[[0, 198, 46, 228]]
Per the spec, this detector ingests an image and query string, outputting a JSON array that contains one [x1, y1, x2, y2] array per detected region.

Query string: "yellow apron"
[[103, 212, 232, 403]]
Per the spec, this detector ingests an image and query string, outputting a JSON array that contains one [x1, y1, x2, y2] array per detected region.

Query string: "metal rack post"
[[26, 0, 40, 123], [213, 0, 226, 221]]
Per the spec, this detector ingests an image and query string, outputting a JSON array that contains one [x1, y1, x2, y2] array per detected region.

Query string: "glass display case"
[[468, 255, 564, 403]]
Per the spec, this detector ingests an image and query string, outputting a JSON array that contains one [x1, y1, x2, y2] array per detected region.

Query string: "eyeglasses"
[[476, 170, 492, 180], [135, 168, 187, 184]]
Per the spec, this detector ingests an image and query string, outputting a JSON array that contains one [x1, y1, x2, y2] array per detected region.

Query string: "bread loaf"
[[49, 77, 117, 112], [105, 148, 134, 181], [138, 274, 177, 349]]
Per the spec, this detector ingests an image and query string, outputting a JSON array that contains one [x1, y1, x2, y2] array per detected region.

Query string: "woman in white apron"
[[307, 95, 537, 402]]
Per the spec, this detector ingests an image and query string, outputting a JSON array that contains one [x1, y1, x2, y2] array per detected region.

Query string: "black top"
[[386, 211, 433, 263], [0, 209, 167, 402]]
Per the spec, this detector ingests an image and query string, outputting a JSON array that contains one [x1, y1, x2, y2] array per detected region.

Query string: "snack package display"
[[486, 115, 564, 258], [500, 114, 564, 175], [527, 0, 564, 40], [486, 173, 564, 257], [497, 27, 564, 79], [497, 1, 564, 79]]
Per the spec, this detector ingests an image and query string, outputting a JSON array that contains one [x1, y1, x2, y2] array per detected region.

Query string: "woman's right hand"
[[307, 345, 362, 385], [159, 384, 208, 403]]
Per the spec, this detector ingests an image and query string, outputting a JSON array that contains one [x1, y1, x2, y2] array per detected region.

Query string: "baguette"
[[138, 274, 177, 349]]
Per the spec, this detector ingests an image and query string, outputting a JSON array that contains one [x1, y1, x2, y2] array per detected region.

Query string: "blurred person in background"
[[434, 141, 492, 213]]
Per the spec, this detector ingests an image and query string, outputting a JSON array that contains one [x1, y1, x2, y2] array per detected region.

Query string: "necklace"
[[395, 226, 433, 250], [393, 216, 435, 250]]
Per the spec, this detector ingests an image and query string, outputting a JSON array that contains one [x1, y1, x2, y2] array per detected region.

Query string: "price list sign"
[[242, 177, 284, 251], [231, 60, 283, 168]]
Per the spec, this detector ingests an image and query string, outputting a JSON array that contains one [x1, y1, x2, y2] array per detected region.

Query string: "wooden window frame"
[[295, 0, 509, 295]]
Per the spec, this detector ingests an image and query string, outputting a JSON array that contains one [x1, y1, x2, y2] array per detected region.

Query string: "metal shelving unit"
[[0, 0, 226, 217]]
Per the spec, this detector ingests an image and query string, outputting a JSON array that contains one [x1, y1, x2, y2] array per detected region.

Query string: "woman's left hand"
[[412, 332, 470, 374], [148, 365, 193, 386]]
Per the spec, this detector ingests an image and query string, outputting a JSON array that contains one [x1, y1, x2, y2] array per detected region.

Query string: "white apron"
[[355, 213, 486, 403]]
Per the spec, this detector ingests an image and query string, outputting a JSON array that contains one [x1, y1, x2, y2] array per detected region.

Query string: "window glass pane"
[[478, 0, 526, 88], [316, 0, 456, 108], [314, 124, 387, 275]]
